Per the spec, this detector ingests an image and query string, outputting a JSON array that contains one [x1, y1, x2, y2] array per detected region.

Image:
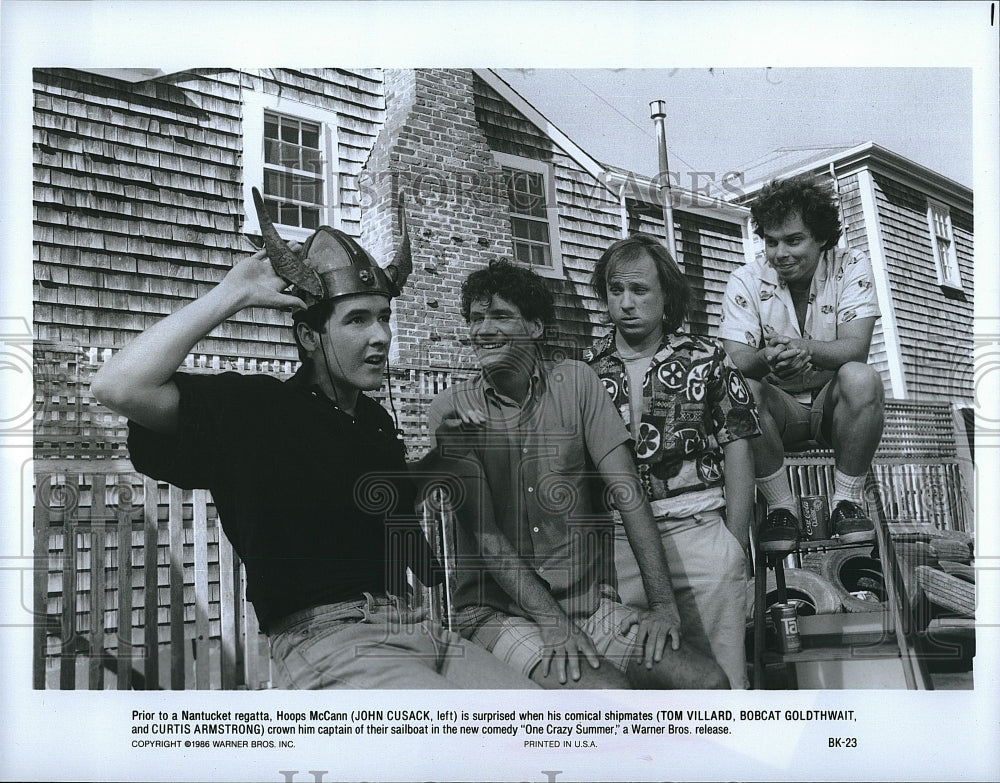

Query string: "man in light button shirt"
[[720, 174, 883, 555]]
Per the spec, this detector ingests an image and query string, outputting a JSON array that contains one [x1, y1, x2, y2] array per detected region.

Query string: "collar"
[[287, 365, 368, 419], [588, 327, 685, 368], [480, 359, 545, 408]]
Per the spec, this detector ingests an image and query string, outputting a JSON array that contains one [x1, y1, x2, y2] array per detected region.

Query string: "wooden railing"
[[33, 342, 472, 462], [33, 462, 269, 690]]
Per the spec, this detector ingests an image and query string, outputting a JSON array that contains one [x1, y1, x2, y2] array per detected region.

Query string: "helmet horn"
[[251, 186, 325, 298], [384, 194, 412, 294]]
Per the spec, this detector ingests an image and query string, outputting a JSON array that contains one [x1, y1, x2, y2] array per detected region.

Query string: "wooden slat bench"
[[781, 400, 972, 534]]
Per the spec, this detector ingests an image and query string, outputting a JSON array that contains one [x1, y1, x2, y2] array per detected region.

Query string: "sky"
[[496, 68, 974, 189]]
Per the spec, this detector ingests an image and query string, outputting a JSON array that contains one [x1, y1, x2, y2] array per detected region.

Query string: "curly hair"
[[750, 174, 842, 250], [591, 233, 691, 334], [460, 259, 555, 324]]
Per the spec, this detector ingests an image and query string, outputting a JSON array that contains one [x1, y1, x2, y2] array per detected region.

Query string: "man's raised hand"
[[221, 247, 308, 313]]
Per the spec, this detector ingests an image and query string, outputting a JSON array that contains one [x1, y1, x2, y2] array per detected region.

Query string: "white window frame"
[[241, 90, 339, 242], [926, 198, 963, 292], [493, 152, 564, 278]]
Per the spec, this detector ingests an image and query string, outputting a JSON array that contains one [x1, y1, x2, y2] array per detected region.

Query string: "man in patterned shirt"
[[586, 233, 760, 688], [720, 174, 883, 555]]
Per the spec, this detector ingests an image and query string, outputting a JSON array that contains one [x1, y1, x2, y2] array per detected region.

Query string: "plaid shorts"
[[455, 587, 641, 678]]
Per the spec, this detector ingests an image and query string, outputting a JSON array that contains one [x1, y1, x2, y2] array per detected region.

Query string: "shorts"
[[769, 379, 834, 447], [454, 587, 640, 678]]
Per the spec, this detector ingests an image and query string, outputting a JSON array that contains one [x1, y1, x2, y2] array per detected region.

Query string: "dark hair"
[[291, 299, 336, 362], [460, 258, 554, 324], [750, 174, 842, 250], [591, 233, 691, 333]]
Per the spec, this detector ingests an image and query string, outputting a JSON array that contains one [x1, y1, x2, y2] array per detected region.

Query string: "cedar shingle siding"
[[626, 201, 746, 336], [34, 67, 383, 361], [836, 172, 893, 386], [872, 173, 973, 404]]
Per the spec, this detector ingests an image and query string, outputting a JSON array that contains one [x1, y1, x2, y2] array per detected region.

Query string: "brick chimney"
[[361, 69, 511, 370]]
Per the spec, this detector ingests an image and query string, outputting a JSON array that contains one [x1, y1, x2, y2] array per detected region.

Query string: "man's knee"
[[530, 658, 630, 689], [629, 648, 730, 690], [833, 363, 884, 409]]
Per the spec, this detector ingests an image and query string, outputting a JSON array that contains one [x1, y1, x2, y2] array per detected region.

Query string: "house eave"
[[736, 142, 973, 214], [602, 169, 750, 225]]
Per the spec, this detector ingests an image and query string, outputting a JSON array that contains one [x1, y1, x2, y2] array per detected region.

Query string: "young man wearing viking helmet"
[[92, 190, 534, 689]]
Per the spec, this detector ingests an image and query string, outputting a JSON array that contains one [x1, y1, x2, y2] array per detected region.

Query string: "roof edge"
[[474, 69, 612, 189], [736, 142, 972, 212]]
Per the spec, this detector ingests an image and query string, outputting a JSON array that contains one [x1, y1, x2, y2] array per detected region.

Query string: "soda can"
[[770, 602, 802, 654], [799, 494, 831, 541]]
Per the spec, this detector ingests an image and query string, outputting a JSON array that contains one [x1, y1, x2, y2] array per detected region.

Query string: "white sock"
[[757, 467, 797, 514], [831, 470, 866, 506]]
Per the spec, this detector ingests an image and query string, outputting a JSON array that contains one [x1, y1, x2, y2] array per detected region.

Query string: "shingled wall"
[[473, 73, 623, 350], [872, 173, 974, 405], [33, 67, 384, 361], [626, 202, 747, 337]]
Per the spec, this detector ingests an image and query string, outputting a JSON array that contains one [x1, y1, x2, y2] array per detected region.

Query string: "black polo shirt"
[[127, 369, 435, 632]]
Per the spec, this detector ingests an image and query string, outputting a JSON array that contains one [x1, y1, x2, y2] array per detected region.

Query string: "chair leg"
[[773, 556, 787, 603]]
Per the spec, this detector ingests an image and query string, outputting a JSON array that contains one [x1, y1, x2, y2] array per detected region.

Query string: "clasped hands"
[[761, 332, 811, 379]]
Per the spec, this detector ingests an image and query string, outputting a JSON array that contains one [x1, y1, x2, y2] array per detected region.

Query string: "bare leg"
[[745, 378, 810, 477], [626, 644, 730, 690], [823, 362, 885, 476], [529, 657, 631, 689]]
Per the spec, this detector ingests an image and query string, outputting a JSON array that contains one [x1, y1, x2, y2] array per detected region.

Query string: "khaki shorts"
[[455, 587, 641, 678]]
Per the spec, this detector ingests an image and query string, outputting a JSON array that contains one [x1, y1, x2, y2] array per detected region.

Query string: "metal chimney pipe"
[[649, 99, 679, 263]]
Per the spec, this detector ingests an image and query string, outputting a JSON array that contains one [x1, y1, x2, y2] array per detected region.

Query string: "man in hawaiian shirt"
[[586, 233, 760, 688], [720, 173, 883, 555]]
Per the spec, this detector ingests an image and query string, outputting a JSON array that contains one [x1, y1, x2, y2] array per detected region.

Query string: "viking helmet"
[[252, 186, 412, 308]]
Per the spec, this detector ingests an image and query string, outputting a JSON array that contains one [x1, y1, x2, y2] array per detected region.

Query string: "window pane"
[[280, 203, 299, 226], [280, 120, 299, 144], [527, 219, 549, 244], [275, 141, 300, 169], [261, 197, 280, 223], [938, 238, 957, 278], [263, 169, 284, 198], [506, 170, 546, 217], [302, 207, 320, 229], [264, 116, 279, 140], [513, 242, 532, 265], [301, 124, 320, 149], [526, 173, 544, 198], [301, 147, 323, 175], [511, 216, 548, 244], [293, 175, 324, 204], [264, 137, 281, 166]]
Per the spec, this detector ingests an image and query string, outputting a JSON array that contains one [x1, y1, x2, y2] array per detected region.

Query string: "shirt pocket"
[[541, 426, 586, 475]]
